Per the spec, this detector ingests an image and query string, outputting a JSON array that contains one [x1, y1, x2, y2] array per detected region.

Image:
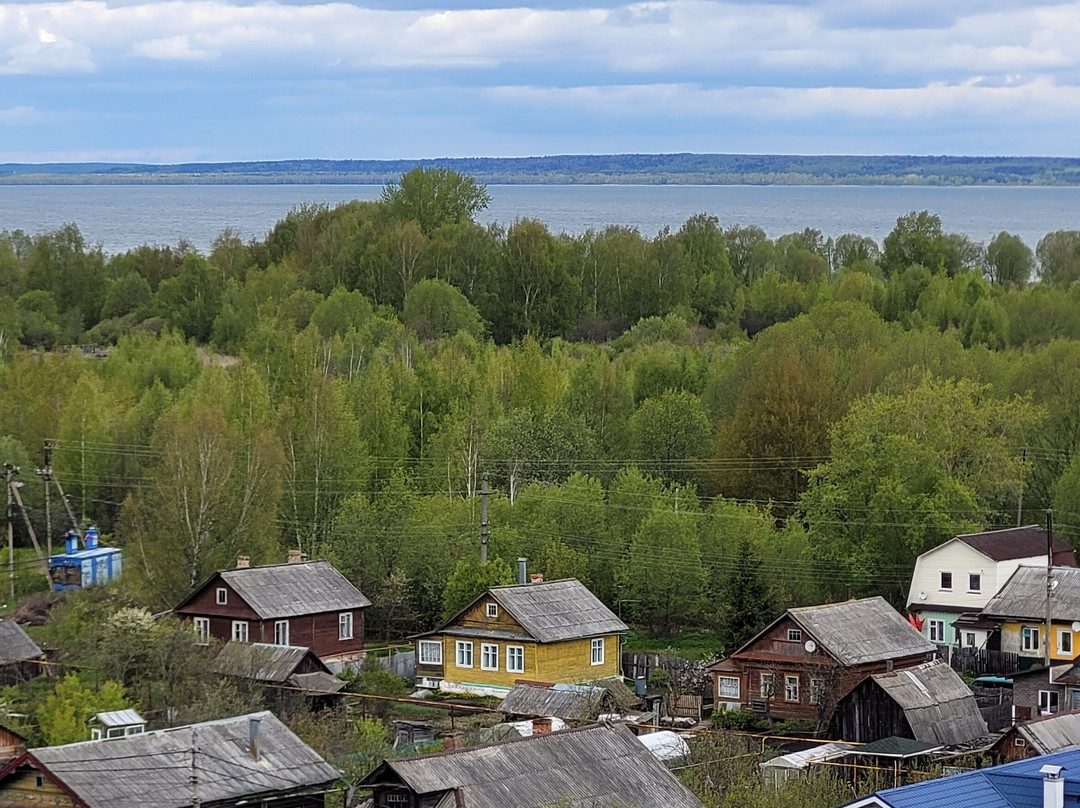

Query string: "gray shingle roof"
[[27, 711, 340, 808], [210, 642, 328, 683], [789, 597, 935, 666], [486, 579, 628, 643], [1016, 710, 1080, 754], [0, 619, 43, 664], [870, 660, 988, 746], [218, 560, 370, 619], [982, 564, 1080, 621], [498, 681, 633, 720], [90, 709, 145, 728], [359, 722, 703, 808]]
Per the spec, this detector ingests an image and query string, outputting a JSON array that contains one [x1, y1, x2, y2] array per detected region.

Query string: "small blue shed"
[[48, 528, 122, 591]]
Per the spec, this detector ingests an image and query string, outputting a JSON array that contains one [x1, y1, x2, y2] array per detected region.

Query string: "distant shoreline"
[[3, 153, 1080, 186]]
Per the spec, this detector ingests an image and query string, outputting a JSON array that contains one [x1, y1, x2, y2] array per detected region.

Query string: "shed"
[[210, 642, 344, 709], [48, 528, 121, 591], [499, 680, 635, 721], [760, 743, 856, 789], [0, 619, 44, 685], [989, 709, 1080, 764], [87, 709, 145, 740]]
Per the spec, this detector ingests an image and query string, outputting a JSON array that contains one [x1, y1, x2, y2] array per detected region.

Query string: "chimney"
[[64, 531, 79, 555], [84, 527, 99, 550], [287, 549, 303, 564], [532, 717, 552, 735], [440, 730, 463, 751], [236, 555, 250, 569], [248, 716, 262, 762], [1042, 765, 1064, 808], [530, 573, 544, 584], [518, 557, 527, 585]]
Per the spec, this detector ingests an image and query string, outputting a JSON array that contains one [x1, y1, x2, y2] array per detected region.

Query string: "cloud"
[[0, 104, 42, 123]]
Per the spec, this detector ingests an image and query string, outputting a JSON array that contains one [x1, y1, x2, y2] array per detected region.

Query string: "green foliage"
[[403, 278, 484, 340], [710, 708, 757, 731], [381, 166, 491, 236], [441, 556, 516, 620], [38, 673, 129, 745]]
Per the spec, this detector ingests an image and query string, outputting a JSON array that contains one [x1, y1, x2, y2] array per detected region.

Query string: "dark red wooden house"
[[174, 552, 371, 664]]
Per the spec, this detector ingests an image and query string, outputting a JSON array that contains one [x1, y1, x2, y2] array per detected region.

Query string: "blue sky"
[[1, 0, 1079, 162]]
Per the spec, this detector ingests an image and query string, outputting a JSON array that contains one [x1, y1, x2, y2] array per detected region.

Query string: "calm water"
[[2, 183, 1080, 256]]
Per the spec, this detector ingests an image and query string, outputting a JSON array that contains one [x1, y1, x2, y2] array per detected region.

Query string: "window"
[[90, 729, 101, 740], [810, 679, 825, 705], [481, 643, 499, 671], [965, 632, 976, 648], [787, 629, 802, 642], [486, 603, 498, 618], [231, 620, 248, 643], [760, 673, 774, 698], [338, 612, 353, 641], [274, 620, 289, 646], [1015, 737, 1027, 747], [419, 640, 442, 665], [968, 573, 981, 592], [216, 587, 228, 605], [1059, 629, 1073, 656], [34, 774, 43, 789], [1022, 626, 1041, 653], [456, 641, 473, 668], [193, 617, 210, 645], [591, 637, 605, 666], [928, 620, 945, 643], [1039, 690, 1060, 715], [940, 572, 953, 590], [784, 675, 799, 702], [717, 676, 740, 699], [507, 645, 525, 673]]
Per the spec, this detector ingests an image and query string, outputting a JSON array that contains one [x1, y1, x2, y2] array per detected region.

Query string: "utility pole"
[[1016, 448, 1026, 527], [190, 726, 200, 808], [480, 472, 489, 565], [5, 465, 12, 601], [1046, 509, 1054, 667], [37, 441, 53, 558]]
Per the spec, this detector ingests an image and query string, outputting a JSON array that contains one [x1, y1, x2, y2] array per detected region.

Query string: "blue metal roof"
[[48, 546, 120, 563], [856, 748, 1080, 808]]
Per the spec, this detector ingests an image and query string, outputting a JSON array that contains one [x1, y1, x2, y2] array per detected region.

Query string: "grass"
[[622, 628, 720, 660]]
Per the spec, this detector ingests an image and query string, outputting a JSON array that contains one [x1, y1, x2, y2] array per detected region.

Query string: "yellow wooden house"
[[413, 578, 628, 697], [982, 565, 1080, 667]]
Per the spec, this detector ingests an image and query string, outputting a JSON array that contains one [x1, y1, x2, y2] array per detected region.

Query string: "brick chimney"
[[530, 573, 544, 584], [532, 717, 552, 735], [440, 730, 464, 751], [236, 555, 250, 569], [287, 549, 303, 564]]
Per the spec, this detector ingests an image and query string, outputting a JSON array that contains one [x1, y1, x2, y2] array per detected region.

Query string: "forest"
[[1, 166, 1080, 657]]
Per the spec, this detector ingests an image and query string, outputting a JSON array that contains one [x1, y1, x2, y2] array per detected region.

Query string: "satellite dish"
[[805, 640, 817, 653], [918, 591, 927, 600], [1071, 621, 1080, 633]]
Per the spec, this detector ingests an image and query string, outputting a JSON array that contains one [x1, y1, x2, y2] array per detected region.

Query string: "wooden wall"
[[0, 767, 78, 808]]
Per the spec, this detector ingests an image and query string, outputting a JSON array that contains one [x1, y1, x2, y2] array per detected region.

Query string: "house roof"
[[11, 711, 339, 808], [1014, 709, 1080, 754], [288, 671, 346, 695], [854, 737, 942, 758], [89, 709, 145, 728], [868, 660, 988, 746], [786, 597, 935, 666], [498, 681, 633, 720], [178, 560, 371, 619], [845, 746, 1080, 808], [955, 525, 1076, 565], [210, 642, 332, 683], [0, 619, 43, 664], [357, 722, 703, 808], [982, 564, 1080, 622]]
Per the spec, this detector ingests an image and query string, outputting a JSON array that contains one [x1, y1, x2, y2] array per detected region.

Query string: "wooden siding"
[[0, 767, 79, 808], [457, 596, 530, 634], [832, 677, 914, 743]]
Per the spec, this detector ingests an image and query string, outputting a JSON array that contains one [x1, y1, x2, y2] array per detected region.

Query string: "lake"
[[1, 183, 1079, 256]]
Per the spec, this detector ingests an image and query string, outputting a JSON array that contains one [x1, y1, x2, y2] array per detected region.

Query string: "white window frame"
[[274, 620, 289, 647], [810, 678, 825, 705], [1059, 629, 1073, 656], [939, 571, 953, 591], [216, 587, 228, 605], [928, 620, 945, 643], [1040, 689, 1060, 715], [231, 620, 248, 643], [193, 617, 210, 645], [1022, 626, 1041, 652], [506, 645, 525, 673], [338, 611, 353, 641], [760, 673, 774, 699], [717, 676, 740, 699], [968, 573, 981, 593], [486, 603, 498, 618], [456, 641, 473, 668], [965, 632, 976, 648], [787, 628, 802, 642], [591, 637, 605, 666], [419, 640, 442, 665], [785, 675, 799, 702], [481, 643, 499, 671]]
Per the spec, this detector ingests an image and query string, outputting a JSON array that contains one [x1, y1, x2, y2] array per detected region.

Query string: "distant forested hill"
[[4, 153, 1080, 185]]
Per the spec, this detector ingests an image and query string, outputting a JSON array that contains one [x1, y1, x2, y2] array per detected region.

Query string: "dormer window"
[[216, 588, 227, 605], [486, 603, 498, 618], [940, 572, 953, 591], [787, 629, 802, 642]]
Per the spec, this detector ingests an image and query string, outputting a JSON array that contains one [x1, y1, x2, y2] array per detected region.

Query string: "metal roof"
[[789, 597, 935, 666], [869, 660, 988, 746], [89, 709, 145, 728], [982, 564, 1080, 621], [210, 642, 330, 683], [24, 711, 340, 808], [288, 671, 346, 695], [498, 681, 632, 720], [1016, 710, 1080, 754], [486, 579, 628, 643], [956, 525, 1076, 565], [358, 722, 703, 808], [217, 560, 371, 619], [0, 619, 43, 664], [761, 742, 856, 770]]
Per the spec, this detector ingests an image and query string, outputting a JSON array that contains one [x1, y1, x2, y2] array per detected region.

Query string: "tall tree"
[[380, 167, 492, 236]]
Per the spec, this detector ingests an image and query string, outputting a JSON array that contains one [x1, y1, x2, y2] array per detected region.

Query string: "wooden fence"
[[940, 646, 1019, 676]]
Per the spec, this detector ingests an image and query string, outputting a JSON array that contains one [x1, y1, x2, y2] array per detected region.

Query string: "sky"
[[2, 0, 1080, 162]]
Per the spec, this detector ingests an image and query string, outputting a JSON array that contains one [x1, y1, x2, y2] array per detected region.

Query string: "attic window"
[[940, 572, 953, 591], [787, 629, 802, 642], [1015, 737, 1027, 747], [216, 588, 227, 605], [486, 603, 498, 618], [34, 774, 43, 789]]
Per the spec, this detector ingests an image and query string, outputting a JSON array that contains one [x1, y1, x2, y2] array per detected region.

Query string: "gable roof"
[[89, 709, 144, 728], [358, 722, 703, 808], [982, 564, 1080, 622], [0, 620, 43, 664], [210, 642, 332, 682], [845, 746, 1080, 808], [498, 681, 634, 720], [955, 525, 1076, 565], [7, 711, 339, 808], [868, 660, 988, 745], [177, 560, 371, 619], [786, 597, 935, 666], [1014, 709, 1080, 754]]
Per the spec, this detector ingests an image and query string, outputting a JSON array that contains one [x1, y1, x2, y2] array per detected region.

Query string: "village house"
[[980, 564, 1080, 670], [710, 597, 935, 726], [988, 709, 1080, 764], [1007, 662, 1080, 720], [173, 552, 370, 665], [0, 711, 340, 808], [906, 525, 1075, 651], [412, 577, 627, 697], [0, 726, 24, 766], [356, 722, 704, 808], [86, 709, 145, 740], [831, 659, 988, 745]]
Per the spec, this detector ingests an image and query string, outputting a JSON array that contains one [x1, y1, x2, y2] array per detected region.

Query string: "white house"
[[906, 525, 1075, 649]]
